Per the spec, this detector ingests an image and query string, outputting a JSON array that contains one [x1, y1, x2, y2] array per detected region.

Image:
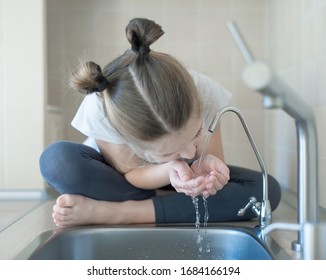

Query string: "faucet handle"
[[238, 197, 260, 217]]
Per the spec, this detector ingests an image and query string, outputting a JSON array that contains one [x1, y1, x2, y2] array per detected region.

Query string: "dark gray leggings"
[[39, 141, 281, 223]]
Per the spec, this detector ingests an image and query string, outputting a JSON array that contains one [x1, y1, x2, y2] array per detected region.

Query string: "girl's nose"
[[179, 144, 196, 160]]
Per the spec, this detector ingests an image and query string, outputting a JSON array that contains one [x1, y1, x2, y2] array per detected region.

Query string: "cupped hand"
[[168, 160, 207, 197], [191, 154, 230, 197]]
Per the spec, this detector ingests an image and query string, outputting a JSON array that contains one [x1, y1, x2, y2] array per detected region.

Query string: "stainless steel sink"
[[16, 225, 287, 260]]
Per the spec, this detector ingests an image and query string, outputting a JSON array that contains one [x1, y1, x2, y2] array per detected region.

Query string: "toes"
[[53, 203, 72, 215], [52, 212, 73, 228], [56, 194, 76, 208]]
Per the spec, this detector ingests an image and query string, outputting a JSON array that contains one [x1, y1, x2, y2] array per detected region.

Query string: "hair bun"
[[70, 61, 109, 95], [126, 18, 164, 55]]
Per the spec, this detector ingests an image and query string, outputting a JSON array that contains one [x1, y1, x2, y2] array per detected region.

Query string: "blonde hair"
[[70, 18, 201, 151]]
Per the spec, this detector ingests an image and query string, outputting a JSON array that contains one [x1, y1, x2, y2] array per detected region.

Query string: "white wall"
[[0, 0, 46, 189]]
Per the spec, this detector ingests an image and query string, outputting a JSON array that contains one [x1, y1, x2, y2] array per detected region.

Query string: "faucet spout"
[[209, 106, 272, 228]]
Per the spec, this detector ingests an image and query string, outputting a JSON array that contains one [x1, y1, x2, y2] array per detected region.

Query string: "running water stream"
[[192, 132, 212, 255], [192, 196, 210, 255], [196, 131, 212, 173]]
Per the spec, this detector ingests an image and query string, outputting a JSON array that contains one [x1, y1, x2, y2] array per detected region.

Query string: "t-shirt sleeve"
[[71, 94, 125, 144]]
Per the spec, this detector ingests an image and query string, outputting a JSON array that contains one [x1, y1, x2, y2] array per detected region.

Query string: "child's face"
[[144, 116, 204, 163]]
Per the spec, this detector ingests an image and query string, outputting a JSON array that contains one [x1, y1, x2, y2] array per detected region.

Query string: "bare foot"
[[52, 194, 117, 228], [52, 194, 155, 228]]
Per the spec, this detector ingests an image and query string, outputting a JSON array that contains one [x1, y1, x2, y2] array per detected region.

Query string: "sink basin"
[[16, 225, 284, 260]]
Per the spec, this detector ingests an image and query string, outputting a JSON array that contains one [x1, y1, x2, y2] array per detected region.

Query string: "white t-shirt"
[[72, 70, 232, 149]]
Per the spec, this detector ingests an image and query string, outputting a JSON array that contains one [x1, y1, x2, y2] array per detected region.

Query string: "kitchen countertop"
[[0, 201, 41, 232], [0, 200, 56, 259], [0, 195, 300, 260]]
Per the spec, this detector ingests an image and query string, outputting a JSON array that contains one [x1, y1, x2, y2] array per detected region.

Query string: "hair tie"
[[131, 45, 150, 55], [86, 77, 109, 94], [96, 77, 109, 92]]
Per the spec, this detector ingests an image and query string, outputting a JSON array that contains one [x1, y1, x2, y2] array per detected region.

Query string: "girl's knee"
[[40, 141, 71, 168], [39, 141, 75, 188]]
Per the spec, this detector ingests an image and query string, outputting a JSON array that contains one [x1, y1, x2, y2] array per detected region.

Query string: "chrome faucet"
[[208, 106, 272, 229], [227, 21, 322, 259]]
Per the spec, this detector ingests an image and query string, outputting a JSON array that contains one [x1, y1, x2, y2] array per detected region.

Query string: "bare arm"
[[96, 140, 173, 189], [95, 126, 225, 191]]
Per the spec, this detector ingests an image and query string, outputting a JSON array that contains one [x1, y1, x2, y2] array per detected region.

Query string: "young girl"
[[40, 18, 281, 228]]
